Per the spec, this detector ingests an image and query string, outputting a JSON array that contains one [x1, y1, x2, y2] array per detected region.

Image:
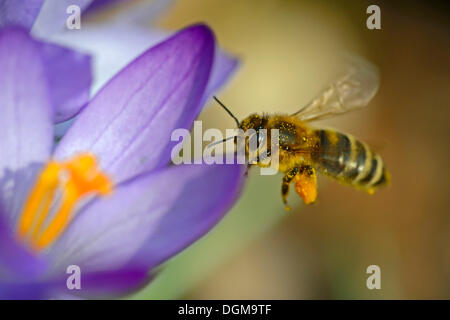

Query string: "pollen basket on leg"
[[16, 153, 113, 252]]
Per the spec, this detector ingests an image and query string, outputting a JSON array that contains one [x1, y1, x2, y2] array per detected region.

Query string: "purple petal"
[[0, 282, 47, 300], [0, 0, 44, 31], [48, 23, 167, 95], [50, 23, 238, 138], [31, 0, 93, 37], [0, 206, 47, 282], [49, 22, 239, 103], [54, 24, 215, 183], [49, 268, 152, 299], [76, 268, 151, 298], [0, 28, 53, 225], [47, 163, 244, 274], [0, 200, 49, 299], [38, 41, 92, 123]]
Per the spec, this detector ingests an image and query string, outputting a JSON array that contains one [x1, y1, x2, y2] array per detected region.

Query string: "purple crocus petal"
[[48, 23, 167, 95], [51, 25, 238, 137], [77, 268, 151, 298], [48, 20, 239, 98], [0, 282, 47, 300], [0, 206, 47, 281], [50, 268, 152, 299], [0, 0, 44, 31], [0, 28, 53, 225], [38, 41, 92, 123], [47, 163, 244, 275], [54, 24, 215, 183], [31, 0, 93, 37]]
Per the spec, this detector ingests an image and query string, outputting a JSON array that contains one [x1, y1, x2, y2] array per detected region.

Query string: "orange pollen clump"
[[16, 153, 112, 252], [294, 170, 317, 205]]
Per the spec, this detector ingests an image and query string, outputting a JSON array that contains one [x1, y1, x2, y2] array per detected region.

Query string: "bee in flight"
[[212, 55, 390, 210]]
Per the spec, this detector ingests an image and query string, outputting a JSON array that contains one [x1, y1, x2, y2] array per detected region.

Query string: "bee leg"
[[294, 165, 318, 205], [281, 167, 299, 211]]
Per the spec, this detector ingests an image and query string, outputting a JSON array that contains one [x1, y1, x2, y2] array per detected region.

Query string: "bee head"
[[239, 114, 269, 150], [211, 97, 267, 149], [239, 114, 266, 131]]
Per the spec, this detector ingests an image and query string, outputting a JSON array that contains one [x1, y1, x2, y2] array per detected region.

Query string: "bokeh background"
[[99, 0, 448, 299]]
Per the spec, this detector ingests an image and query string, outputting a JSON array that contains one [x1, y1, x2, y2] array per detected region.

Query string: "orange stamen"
[[17, 162, 61, 239], [16, 153, 112, 252]]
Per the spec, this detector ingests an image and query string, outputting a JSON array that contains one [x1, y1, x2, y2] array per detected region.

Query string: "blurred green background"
[[106, 0, 449, 299]]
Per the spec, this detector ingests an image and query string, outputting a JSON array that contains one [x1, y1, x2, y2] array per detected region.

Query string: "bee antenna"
[[206, 135, 238, 149], [213, 96, 240, 127]]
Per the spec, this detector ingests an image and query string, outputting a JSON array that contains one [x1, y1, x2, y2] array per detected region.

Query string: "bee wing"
[[292, 54, 380, 122]]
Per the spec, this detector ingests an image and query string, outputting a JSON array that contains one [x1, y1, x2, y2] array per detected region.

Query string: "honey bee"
[[213, 55, 390, 210]]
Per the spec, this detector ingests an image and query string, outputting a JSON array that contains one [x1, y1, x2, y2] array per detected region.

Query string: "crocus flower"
[[0, 24, 244, 299]]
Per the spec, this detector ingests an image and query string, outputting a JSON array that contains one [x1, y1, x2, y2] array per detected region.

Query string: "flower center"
[[16, 153, 112, 252]]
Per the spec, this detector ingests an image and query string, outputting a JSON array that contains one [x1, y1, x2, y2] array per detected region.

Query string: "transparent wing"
[[292, 54, 380, 122]]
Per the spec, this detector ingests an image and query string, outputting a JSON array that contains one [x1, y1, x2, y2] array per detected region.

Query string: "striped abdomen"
[[312, 129, 389, 191]]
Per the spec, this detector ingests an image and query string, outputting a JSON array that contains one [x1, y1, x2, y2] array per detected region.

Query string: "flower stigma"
[[16, 153, 112, 252]]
